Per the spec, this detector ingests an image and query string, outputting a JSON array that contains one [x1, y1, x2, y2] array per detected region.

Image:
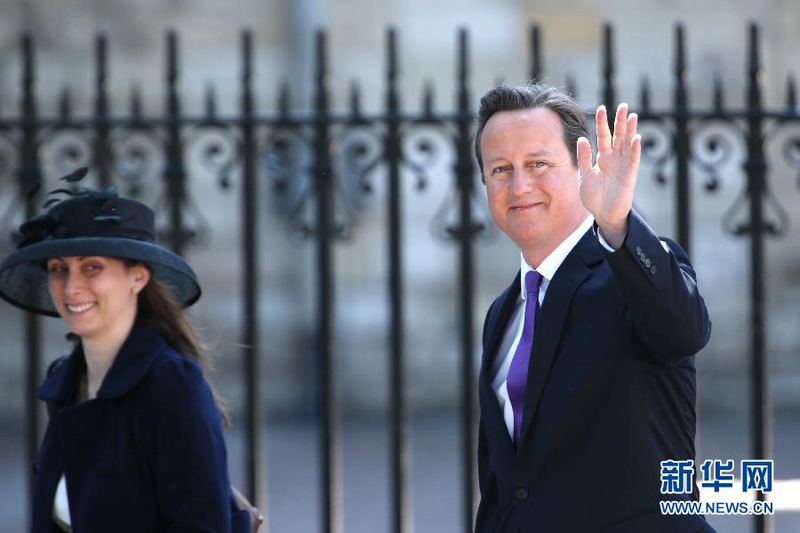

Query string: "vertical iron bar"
[[313, 30, 342, 533], [385, 27, 411, 533], [673, 24, 691, 253], [94, 34, 111, 188], [130, 84, 143, 123], [528, 24, 541, 83], [58, 88, 71, 122], [205, 83, 217, 121], [786, 75, 797, 112], [744, 22, 772, 533], [19, 33, 43, 529], [713, 76, 725, 115], [639, 77, 651, 115], [164, 31, 186, 254], [239, 30, 263, 514], [602, 24, 616, 127], [455, 28, 477, 533], [565, 75, 577, 100]]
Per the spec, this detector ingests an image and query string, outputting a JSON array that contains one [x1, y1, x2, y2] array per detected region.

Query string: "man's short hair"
[[474, 83, 590, 178]]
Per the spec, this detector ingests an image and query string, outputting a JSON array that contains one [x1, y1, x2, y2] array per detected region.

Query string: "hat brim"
[[0, 237, 201, 317]]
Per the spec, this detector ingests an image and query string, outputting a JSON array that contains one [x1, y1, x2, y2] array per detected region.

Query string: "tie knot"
[[524, 270, 543, 296]]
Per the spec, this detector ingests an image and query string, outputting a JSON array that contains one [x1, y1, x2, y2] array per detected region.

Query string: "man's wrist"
[[597, 219, 628, 249]]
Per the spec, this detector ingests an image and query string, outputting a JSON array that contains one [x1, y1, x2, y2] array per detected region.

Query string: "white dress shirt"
[[490, 215, 600, 439], [53, 474, 72, 531]]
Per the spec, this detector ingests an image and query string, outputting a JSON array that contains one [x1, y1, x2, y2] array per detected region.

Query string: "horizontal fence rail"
[[1, 21, 798, 533]]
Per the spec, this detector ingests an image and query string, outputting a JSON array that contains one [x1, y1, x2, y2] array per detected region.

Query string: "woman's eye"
[[83, 264, 101, 274], [48, 264, 65, 274]]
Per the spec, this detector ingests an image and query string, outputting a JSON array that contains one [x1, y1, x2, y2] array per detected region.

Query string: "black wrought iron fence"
[[0, 21, 797, 533]]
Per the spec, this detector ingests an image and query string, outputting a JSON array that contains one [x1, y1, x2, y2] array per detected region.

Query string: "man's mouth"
[[510, 201, 543, 211]]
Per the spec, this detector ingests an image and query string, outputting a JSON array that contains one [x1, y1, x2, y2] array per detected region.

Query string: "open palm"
[[577, 103, 641, 245]]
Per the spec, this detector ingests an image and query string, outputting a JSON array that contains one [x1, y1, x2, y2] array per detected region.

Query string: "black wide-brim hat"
[[0, 171, 201, 317]]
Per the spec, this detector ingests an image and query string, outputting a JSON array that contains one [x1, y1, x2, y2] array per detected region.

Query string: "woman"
[[0, 169, 258, 532]]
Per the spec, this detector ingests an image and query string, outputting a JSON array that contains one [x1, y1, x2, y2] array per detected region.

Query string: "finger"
[[620, 133, 642, 190], [624, 112, 639, 153], [612, 103, 628, 150], [630, 133, 642, 174], [595, 105, 611, 153], [576, 137, 593, 177]]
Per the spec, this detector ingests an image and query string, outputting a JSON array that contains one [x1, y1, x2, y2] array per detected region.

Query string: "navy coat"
[[476, 212, 716, 532], [32, 323, 250, 532]]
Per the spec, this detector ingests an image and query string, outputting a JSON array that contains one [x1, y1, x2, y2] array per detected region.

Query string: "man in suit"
[[474, 83, 714, 532]]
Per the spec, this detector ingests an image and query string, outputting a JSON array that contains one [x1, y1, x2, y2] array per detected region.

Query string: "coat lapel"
[[480, 274, 519, 376], [479, 274, 519, 453], [518, 228, 604, 449]]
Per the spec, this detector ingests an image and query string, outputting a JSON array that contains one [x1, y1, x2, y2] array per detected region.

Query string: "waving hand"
[[576, 103, 641, 248]]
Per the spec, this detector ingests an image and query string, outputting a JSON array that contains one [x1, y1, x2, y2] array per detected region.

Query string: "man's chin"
[[510, 234, 547, 254]]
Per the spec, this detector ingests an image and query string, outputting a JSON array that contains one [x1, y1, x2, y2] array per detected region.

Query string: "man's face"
[[480, 107, 587, 258]]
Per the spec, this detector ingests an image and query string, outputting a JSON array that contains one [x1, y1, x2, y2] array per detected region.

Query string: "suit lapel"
[[518, 229, 604, 449], [481, 274, 519, 376], [479, 274, 519, 454]]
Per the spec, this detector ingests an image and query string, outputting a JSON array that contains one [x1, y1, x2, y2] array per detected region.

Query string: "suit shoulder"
[[147, 344, 210, 399]]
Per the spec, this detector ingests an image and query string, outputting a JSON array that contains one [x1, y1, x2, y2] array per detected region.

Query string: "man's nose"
[[509, 168, 534, 196]]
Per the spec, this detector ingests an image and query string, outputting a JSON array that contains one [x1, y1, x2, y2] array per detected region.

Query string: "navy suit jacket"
[[32, 323, 250, 533], [476, 212, 715, 533]]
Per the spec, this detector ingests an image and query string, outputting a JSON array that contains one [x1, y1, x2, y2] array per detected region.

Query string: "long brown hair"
[[135, 269, 231, 428]]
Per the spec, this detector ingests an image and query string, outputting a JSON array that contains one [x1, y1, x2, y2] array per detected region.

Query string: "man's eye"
[[532, 161, 547, 169], [492, 165, 511, 175]]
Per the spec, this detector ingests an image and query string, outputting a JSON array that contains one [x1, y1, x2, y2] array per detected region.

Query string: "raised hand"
[[576, 103, 641, 248]]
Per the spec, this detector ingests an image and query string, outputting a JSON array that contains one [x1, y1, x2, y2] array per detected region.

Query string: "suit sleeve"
[[475, 300, 502, 533], [477, 297, 496, 498], [150, 356, 233, 532], [475, 419, 501, 533], [605, 209, 711, 365]]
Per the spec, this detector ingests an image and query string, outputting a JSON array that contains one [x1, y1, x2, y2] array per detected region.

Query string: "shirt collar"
[[519, 214, 594, 300]]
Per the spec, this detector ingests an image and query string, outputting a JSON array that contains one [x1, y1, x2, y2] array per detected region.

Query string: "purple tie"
[[507, 270, 543, 443]]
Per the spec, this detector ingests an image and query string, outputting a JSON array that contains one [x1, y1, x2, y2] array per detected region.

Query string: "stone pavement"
[[1, 411, 798, 532]]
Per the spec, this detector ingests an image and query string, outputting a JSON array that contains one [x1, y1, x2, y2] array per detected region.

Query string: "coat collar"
[[38, 322, 165, 405]]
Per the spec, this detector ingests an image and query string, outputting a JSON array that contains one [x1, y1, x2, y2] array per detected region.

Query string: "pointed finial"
[[786, 75, 797, 113], [423, 81, 435, 118], [529, 24, 542, 82], [566, 74, 577, 99], [349, 80, 362, 120], [278, 79, 290, 119], [129, 83, 143, 121], [713, 74, 725, 113], [640, 77, 651, 114], [59, 86, 72, 120], [205, 82, 217, 120]]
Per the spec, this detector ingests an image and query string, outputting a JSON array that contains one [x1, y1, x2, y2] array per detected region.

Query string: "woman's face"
[[46, 256, 150, 341]]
